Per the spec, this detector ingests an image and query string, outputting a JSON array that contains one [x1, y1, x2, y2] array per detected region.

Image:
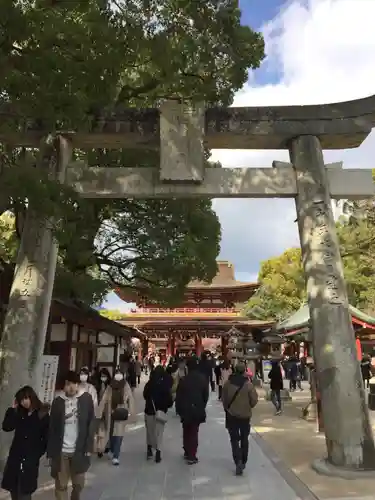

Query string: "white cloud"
[[101, 0, 375, 308], [213, 0, 375, 278]]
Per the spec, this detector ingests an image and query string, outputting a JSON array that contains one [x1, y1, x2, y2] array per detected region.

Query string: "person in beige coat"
[[96, 368, 135, 466], [93, 368, 112, 458]]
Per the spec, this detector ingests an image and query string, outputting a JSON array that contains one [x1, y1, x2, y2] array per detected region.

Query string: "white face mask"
[[114, 373, 123, 381], [80, 374, 88, 383], [100, 376, 108, 383]]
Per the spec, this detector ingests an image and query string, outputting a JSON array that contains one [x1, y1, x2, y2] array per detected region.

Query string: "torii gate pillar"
[[290, 135, 375, 472]]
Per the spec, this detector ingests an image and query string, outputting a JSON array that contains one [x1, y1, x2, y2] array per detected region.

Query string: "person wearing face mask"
[[78, 367, 98, 410], [1, 386, 49, 500], [96, 368, 135, 466], [93, 369, 112, 458], [47, 371, 95, 500]]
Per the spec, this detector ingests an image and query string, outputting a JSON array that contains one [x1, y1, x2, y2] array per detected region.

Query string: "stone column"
[[0, 135, 72, 468], [290, 135, 375, 471]]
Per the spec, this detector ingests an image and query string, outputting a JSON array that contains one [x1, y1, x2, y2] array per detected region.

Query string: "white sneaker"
[[112, 458, 119, 466]]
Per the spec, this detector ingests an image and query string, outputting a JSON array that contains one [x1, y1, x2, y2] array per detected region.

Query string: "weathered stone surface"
[[66, 163, 374, 199], [159, 100, 204, 182], [1, 93, 375, 149], [0, 135, 72, 467], [291, 135, 375, 470]]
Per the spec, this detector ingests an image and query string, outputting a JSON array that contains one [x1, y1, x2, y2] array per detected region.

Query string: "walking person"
[[175, 357, 209, 465], [214, 358, 221, 388], [268, 360, 283, 415], [135, 357, 142, 385], [143, 366, 173, 463], [126, 358, 137, 392], [47, 371, 95, 500], [288, 358, 298, 391], [78, 367, 98, 409], [198, 352, 214, 389], [222, 363, 258, 476], [218, 360, 232, 400], [361, 355, 372, 389], [96, 368, 134, 466], [93, 368, 112, 458], [1, 386, 49, 500]]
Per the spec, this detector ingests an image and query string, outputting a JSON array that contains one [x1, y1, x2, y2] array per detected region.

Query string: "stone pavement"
[[252, 388, 375, 500], [26, 391, 306, 500]]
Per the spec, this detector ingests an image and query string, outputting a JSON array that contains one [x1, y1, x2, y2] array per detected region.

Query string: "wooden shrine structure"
[[276, 303, 375, 360], [115, 261, 273, 357]]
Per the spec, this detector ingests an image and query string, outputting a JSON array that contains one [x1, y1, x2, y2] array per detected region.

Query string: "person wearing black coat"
[[268, 361, 284, 415], [143, 366, 173, 463], [198, 353, 214, 389], [175, 357, 209, 464], [1, 386, 49, 500]]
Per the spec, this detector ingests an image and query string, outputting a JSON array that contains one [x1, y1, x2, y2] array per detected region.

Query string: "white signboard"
[[37, 355, 59, 405], [262, 359, 272, 382]]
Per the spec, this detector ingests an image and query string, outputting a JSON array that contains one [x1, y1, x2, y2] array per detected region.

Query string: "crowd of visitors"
[[1, 349, 280, 499]]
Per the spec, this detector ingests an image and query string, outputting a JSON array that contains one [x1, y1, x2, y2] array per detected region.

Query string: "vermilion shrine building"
[[115, 261, 273, 356]]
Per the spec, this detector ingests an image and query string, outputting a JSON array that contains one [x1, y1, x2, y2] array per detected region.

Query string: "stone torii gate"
[[1, 96, 375, 474]]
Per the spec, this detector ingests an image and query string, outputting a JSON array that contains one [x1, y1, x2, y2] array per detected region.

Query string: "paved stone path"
[[29, 391, 304, 500]]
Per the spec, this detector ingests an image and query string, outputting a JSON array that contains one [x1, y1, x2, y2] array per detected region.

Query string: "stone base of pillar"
[[312, 458, 375, 478], [302, 400, 318, 421]]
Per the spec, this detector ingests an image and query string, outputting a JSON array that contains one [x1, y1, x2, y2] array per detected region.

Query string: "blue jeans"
[[109, 435, 123, 459]]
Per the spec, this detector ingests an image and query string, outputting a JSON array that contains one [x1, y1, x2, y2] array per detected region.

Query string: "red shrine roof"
[[115, 261, 258, 304]]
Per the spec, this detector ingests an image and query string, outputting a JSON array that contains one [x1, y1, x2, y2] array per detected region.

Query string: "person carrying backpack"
[[222, 363, 258, 476]]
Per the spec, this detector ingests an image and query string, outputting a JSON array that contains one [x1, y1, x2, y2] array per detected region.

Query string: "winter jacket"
[[268, 365, 284, 391], [222, 373, 258, 420], [96, 382, 135, 438], [143, 378, 173, 416], [47, 392, 95, 478], [1, 406, 49, 494], [175, 371, 209, 425]]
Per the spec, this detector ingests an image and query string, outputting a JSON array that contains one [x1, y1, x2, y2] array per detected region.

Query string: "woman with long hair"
[[1, 386, 49, 500], [94, 368, 112, 458], [78, 366, 98, 408], [96, 368, 134, 466], [143, 365, 173, 463]]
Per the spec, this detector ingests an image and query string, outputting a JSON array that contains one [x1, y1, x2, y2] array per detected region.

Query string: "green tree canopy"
[[243, 185, 375, 321], [0, 0, 265, 304], [242, 248, 305, 321]]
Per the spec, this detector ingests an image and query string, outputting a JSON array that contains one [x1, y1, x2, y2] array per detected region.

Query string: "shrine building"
[[115, 261, 274, 357]]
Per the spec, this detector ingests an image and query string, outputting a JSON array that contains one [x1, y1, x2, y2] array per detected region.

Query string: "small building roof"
[[52, 299, 135, 338], [276, 303, 375, 332]]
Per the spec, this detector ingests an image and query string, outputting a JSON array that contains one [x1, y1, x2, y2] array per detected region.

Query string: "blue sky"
[[240, 0, 286, 85], [102, 0, 375, 311]]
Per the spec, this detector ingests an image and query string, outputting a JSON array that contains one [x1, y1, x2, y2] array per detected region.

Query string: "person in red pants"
[[175, 357, 209, 464]]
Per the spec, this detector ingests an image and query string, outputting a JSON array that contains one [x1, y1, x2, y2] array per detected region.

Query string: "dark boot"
[[235, 461, 244, 476], [155, 450, 161, 463], [147, 445, 153, 460]]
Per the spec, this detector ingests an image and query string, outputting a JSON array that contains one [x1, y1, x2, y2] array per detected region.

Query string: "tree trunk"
[[291, 135, 375, 470], [0, 135, 72, 469]]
